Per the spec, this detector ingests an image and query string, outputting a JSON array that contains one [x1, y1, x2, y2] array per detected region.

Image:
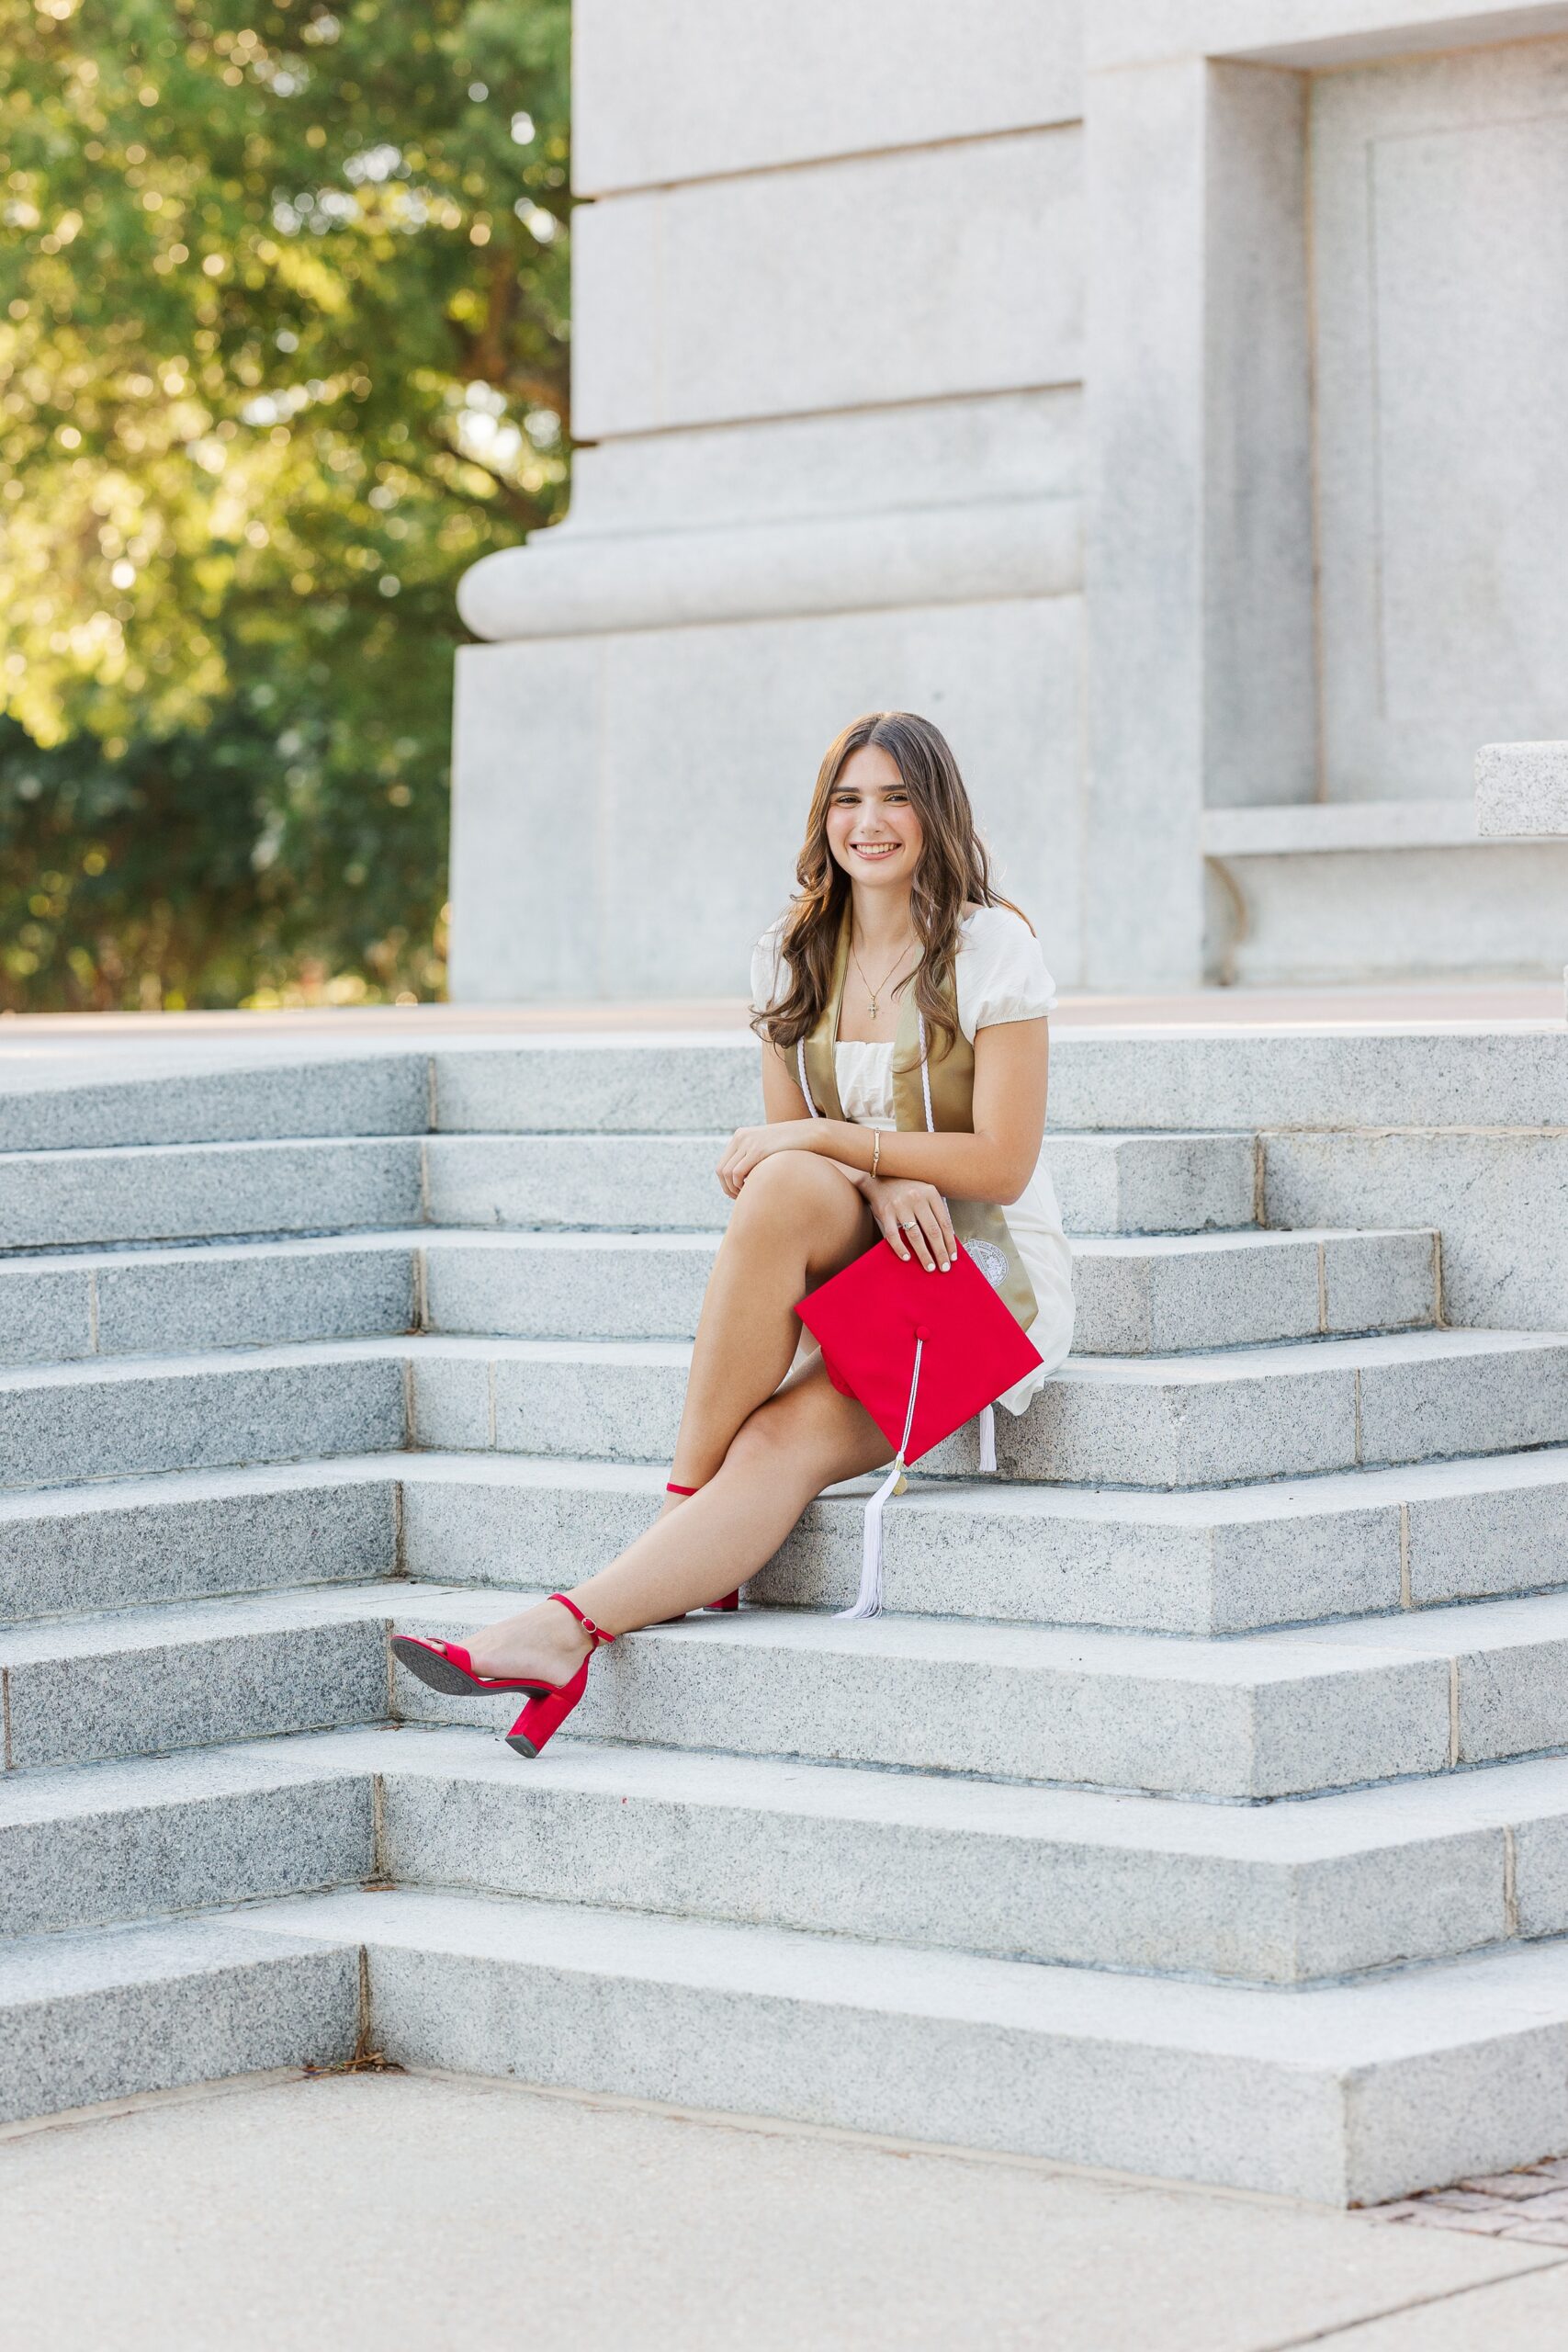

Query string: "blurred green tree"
[[0, 0, 570, 1008]]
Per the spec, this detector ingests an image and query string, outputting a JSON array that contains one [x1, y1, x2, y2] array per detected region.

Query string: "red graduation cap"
[[796, 1238, 1043, 1618]]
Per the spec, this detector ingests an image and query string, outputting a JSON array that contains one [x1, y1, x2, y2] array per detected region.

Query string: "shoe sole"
[[389, 1635, 550, 1701]]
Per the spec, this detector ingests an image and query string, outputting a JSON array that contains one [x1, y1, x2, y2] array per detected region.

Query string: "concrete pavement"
[[2, 2066, 1565, 2351]]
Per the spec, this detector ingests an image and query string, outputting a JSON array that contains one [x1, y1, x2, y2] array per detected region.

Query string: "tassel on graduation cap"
[[796, 1239, 1043, 1622], [840, 1331, 923, 1621]]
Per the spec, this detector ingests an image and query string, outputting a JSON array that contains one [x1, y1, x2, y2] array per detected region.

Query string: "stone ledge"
[[1087, 1, 1568, 74], [457, 497, 1080, 642], [1475, 742, 1568, 839], [1202, 801, 1482, 856]]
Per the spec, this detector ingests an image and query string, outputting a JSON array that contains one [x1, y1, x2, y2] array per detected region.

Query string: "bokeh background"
[[0, 0, 569, 1011]]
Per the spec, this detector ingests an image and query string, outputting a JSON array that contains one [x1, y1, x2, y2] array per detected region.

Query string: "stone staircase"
[[6, 1029, 1568, 2204]]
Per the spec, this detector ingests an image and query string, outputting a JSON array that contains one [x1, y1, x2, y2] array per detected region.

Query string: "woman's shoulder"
[[959, 901, 1036, 952], [955, 902, 1056, 1026], [957, 902, 1045, 981], [750, 910, 792, 1012]]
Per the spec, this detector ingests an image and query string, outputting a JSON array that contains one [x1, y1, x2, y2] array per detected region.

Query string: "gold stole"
[[800, 914, 1039, 1332]]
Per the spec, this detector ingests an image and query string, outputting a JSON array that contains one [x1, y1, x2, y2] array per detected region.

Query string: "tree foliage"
[[0, 0, 570, 1008]]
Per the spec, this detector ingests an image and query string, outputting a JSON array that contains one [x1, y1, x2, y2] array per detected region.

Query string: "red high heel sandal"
[[505, 1594, 615, 1759], [662, 1479, 739, 1616], [389, 1632, 560, 1701]]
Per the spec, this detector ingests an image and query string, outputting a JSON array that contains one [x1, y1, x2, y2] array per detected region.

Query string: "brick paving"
[[1371, 2154, 1568, 2243]]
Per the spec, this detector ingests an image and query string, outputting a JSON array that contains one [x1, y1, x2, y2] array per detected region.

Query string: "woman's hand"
[[716, 1121, 823, 1198], [864, 1175, 955, 1273]]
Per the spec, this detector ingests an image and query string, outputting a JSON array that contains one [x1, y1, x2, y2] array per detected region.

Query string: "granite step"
[[8, 1878, 1564, 2199], [429, 1038, 759, 1136], [421, 1029, 1568, 1142], [0, 1120, 1259, 1260], [11, 1723, 1568, 1985], [385, 1581, 1568, 1801], [15, 1576, 1568, 1797], [0, 1233, 419, 1365], [14, 1315, 1551, 1506], [0, 1135, 424, 1251], [425, 1132, 734, 1235], [423, 1127, 1259, 1238], [0, 1736, 374, 1939], [0, 1458, 400, 1625], [0, 1221, 1440, 1364], [415, 1226, 1438, 1354], [404, 1328, 1568, 1488], [11, 1444, 1568, 1635], [0, 1341, 408, 1491], [0, 1912, 358, 2127], [392, 1446, 1568, 1634], [0, 1586, 400, 1770], [367, 1732, 1568, 1986], [733, 1448, 1568, 1633], [1068, 1227, 1437, 1353], [235, 1880, 1568, 2204], [0, 1049, 428, 1156], [13, 1027, 1564, 1157]]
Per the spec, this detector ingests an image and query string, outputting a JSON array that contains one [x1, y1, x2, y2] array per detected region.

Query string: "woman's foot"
[[464, 1596, 593, 1684]]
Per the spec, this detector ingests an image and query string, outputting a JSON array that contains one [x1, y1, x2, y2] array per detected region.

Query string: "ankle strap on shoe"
[[666, 1480, 699, 1496], [548, 1592, 615, 1646]]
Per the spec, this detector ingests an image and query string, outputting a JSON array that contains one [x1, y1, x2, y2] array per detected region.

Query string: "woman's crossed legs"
[[461, 1153, 892, 1682]]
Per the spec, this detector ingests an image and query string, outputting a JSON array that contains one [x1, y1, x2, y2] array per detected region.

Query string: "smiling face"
[[824, 742, 925, 899]]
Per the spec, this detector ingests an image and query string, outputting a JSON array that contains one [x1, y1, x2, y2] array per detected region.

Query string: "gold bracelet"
[[870, 1131, 881, 1181]]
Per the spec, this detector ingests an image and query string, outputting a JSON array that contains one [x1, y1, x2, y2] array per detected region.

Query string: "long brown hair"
[[752, 710, 1023, 1063]]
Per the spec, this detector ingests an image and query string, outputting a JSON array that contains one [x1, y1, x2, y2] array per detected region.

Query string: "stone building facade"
[[449, 0, 1568, 1000]]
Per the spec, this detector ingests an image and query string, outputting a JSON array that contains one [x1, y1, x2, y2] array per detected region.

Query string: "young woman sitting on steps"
[[393, 709, 1076, 1755]]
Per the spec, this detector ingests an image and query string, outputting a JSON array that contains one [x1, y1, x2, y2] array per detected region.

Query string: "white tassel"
[[838, 1336, 924, 1623], [840, 1454, 903, 1620], [977, 1403, 997, 1474]]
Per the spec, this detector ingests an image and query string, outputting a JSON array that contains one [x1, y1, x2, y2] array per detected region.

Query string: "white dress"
[[750, 904, 1076, 1413]]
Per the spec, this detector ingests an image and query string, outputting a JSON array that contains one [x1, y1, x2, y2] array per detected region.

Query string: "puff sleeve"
[[956, 908, 1057, 1039], [750, 920, 789, 1016]]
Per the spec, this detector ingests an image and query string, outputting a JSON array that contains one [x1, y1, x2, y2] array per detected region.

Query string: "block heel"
[[503, 1594, 615, 1761]]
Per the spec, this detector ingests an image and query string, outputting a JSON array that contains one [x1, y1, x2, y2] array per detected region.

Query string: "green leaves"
[[0, 0, 570, 1006]]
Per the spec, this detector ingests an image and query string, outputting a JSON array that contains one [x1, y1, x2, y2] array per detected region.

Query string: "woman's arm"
[[759, 1044, 814, 1125], [721, 1020, 1049, 1204], [757, 1043, 874, 1194]]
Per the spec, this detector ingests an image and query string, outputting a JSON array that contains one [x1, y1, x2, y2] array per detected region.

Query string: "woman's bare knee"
[[724, 1156, 868, 1279], [731, 1152, 858, 1227]]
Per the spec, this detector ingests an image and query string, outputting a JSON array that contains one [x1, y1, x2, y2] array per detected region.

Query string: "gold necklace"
[[851, 931, 919, 1020]]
